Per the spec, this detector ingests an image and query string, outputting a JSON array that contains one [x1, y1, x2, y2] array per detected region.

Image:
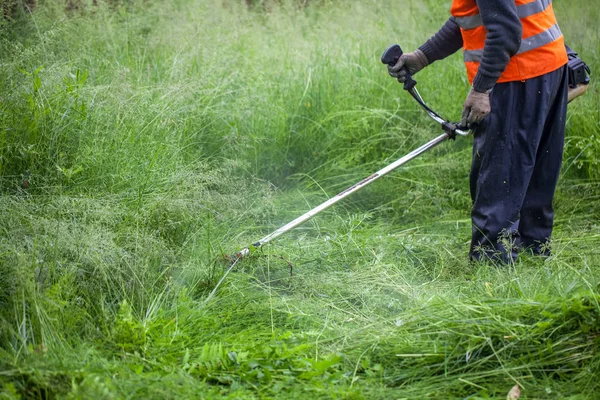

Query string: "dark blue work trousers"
[[469, 65, 569, 263]]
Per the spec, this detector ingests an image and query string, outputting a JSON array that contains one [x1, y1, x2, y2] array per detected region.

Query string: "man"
[[388, 0, 569, 264]]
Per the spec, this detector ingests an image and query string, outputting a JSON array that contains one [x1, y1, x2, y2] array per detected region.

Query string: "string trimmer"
[[201, 45, 471, 304], [230, 45, 469, 259]]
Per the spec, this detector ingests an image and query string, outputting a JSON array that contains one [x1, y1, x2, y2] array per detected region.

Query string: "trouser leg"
[[469, 87, 531, 264], [469, 66, 567, 263], [518, 67, 569, 255]]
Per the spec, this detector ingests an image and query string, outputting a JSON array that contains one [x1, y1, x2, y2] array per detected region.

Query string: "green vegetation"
[[1, 0, 599, 398]]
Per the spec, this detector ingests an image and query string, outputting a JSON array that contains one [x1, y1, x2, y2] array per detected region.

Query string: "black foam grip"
[[381, 44, 417, 91]]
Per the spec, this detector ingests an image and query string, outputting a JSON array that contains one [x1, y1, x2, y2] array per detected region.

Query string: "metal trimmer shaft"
[[233, 130, 456, 260]]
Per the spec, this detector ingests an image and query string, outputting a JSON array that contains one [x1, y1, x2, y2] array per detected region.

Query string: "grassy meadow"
[[1, 0, 599, 398]]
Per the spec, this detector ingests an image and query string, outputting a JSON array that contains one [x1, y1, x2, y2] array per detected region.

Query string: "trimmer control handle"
[[381, 44, 417, 91]]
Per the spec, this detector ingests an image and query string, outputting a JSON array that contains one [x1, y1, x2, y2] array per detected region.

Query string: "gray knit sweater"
[[418, 0, 522, 92]]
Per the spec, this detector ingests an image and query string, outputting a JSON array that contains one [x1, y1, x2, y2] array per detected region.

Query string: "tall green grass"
[[1, 0, 599, 398]]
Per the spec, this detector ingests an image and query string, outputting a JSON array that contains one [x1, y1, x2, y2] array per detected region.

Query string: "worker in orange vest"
[[388, 0, 569, 264]]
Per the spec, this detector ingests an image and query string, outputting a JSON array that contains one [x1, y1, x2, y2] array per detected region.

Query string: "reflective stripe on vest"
[[464, 23, 563, 62], [453, 0, 553, 30]]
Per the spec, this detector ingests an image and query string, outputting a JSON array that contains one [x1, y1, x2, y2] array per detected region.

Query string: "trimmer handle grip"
[[381, 44, 417, 91]]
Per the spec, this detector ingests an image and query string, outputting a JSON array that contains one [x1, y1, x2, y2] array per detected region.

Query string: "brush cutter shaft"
[[568, 83, 588, 103], [235, 131, 452, 258], [235, 43, 471, 259]]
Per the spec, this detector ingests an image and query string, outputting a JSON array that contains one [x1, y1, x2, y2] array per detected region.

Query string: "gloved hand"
[[388, 49, 429, 83], [461, 88, 491, 127]]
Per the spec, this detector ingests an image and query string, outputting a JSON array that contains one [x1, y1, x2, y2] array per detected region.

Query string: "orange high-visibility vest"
[[451, 0, 568, 84]]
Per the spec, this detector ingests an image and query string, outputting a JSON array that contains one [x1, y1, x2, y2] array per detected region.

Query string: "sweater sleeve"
[[472, 0, 522, 92], [418, 18, 463, 64]]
